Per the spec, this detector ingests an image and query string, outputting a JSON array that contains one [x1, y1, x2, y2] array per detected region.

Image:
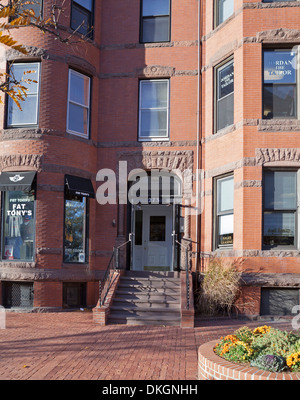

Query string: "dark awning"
[[65, 174, 95, 198], [0, 171, 36, 191]]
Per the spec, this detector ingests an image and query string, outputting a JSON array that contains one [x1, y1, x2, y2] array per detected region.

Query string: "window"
[[67, 69, 91, 138], [263, 0, 294, 2], [7, 63, 40, 127], [2, 282, 34, 309], [263, 49, 298, 119], [63, 283, 86, 308], [2, 187, 36, 262], [140, 0, 170, 43], [216, 0, 234, 26], [263, 170, 297, 248], [71, 0, 93, 38], [215, 175, 234, 248], [216, 59, 234, 132], [11, 0, 43, 18], [139, 79, 169, 140], [64, 176, 91, 263]]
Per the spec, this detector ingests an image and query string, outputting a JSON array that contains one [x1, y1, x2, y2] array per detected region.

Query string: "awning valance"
[[65, 174, 95, 198], [0, 171, 36, 191]]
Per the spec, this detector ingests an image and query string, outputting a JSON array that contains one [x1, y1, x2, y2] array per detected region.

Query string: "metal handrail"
[[173, 234, 191, 310], [99, 237, 131, 307]]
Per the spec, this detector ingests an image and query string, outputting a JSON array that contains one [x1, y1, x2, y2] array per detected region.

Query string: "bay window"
[[67, 69, 91, 138], [263, 49, 298, 119], [216, 59, 234, 132], [7, 62, 40, 127]]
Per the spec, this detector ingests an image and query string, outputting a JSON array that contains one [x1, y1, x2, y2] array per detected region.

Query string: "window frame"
[[262, 169, 299, 250], [140, 0, 171, 44], [66, 68, 91, 139], [70, 0, 94, 39], [63, 177, 89, 264], [263, 48, 299, 120], [138, 78, 170, 142], [6, 62, 41, 128], [215, 0, 234, 27], [214, 57, 234, 133], [214, 173, 234, 250]]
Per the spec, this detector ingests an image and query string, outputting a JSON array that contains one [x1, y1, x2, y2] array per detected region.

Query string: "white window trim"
[[138, 79, 170, 142], [67, 69, 91, 139], [7, 62, 40, 128]]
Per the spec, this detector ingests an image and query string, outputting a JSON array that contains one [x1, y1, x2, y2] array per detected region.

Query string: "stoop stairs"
[[107, 270, 181, 326]]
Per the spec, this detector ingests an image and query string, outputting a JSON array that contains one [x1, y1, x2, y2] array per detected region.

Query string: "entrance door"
[[132, 205, 173, 271]]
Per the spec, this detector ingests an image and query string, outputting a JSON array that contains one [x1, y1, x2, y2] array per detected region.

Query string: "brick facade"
[[0, 1, 299, 316]]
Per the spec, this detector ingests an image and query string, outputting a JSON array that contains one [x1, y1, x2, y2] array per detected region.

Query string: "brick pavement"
[[0, 312, 293, 380]]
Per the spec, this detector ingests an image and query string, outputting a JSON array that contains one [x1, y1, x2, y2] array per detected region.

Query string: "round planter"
[[198, 340, 300, 380]]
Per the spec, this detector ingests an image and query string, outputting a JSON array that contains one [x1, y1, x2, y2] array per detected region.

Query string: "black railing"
[[99, 238, 131, 307], [174, 235, 191, 310]]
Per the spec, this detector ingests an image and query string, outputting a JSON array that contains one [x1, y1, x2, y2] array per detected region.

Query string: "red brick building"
[[0, 0, 299, 319]]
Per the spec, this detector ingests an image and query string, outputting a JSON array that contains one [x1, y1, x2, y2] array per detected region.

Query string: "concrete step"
[[108, 271, 182, 326], [107, 311, 181, 326]]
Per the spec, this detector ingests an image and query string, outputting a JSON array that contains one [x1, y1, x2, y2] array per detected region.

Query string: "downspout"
[[195, 0, 202, 279]]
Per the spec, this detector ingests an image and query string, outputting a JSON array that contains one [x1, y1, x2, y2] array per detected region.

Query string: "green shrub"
[[251, 328, 300, 358]]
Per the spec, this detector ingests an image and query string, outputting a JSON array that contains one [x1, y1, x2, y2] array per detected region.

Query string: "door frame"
[[131, 204, 175, 271]]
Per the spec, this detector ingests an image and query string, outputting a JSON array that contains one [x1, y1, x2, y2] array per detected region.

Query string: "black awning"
[[65, 175, 95, 198], [0, 171, 36, 191]]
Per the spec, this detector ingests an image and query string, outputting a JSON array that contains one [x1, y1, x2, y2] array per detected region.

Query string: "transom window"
[[140, 0, 171, 43]]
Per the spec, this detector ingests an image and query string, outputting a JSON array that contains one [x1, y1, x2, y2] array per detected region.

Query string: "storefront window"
[[64, 191, 88, 263], [2, 190, 35, 261]]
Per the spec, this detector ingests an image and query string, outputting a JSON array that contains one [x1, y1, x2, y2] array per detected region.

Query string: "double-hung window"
[[67, 69, 91, 138], [71, 0, 94, 38], [263, 49, 298, 119], [215, 59, 234, 132], [139, 79, 169, 141], [215, 0, 234, 26], [140, 0, 171, 43], [7, 62, 40, 127], [215, 175, 234, 248], [263, 170, 298, 248]]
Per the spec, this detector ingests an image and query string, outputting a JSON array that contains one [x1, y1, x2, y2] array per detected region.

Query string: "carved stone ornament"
[[257, 28, 300, 43], [136, 65, 176, 78], [0, 154, 42, 172], [255, 148, 300, 165]]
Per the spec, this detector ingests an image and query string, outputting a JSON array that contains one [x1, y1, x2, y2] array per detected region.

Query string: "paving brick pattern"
[[0, 312, 292, 380]]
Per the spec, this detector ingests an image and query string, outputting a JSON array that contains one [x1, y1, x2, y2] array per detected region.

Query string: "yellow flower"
[[253, 325, 271, 335]]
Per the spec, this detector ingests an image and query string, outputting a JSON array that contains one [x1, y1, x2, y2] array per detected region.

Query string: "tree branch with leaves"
[[0, 0, 90, 109]]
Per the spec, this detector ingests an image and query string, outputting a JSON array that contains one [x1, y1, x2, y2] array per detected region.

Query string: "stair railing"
[[173, 233, 191, 310], [99, 237, 132, 307]]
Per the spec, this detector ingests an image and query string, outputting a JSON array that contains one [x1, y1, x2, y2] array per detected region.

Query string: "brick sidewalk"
[[0, 312, 293, 380]]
